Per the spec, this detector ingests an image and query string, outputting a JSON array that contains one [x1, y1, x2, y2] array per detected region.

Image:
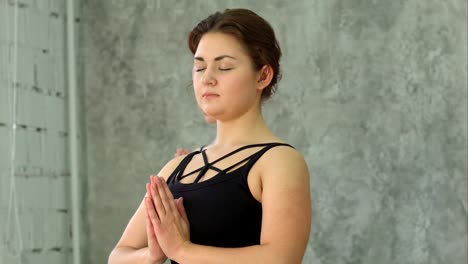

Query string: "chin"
[[200, 105, 221, 116]]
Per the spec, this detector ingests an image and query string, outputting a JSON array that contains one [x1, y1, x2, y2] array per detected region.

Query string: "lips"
[[202, 92, 219, 98]]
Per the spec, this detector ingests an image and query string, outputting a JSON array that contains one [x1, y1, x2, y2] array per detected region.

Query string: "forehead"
[[194, 32, 249, 60]]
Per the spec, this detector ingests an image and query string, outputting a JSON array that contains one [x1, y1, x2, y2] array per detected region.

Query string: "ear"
[[256, 64, 274, 91]]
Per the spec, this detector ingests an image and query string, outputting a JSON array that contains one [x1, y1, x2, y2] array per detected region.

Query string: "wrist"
[[173, 241, 192, 263], [142, 248, 165, 264]]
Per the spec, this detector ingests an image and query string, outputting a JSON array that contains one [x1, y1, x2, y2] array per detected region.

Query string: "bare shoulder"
[[257, 144, 311, 261], [158, 154, 187, 181], [259, 145, 310, 182]]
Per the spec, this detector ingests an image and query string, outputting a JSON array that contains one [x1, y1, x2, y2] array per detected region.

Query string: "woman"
[[109, 8, 311, 264]]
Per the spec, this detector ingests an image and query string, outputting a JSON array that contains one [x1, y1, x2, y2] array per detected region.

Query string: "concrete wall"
[[81, 1, 467, 263], [1, 1, 80, 263]]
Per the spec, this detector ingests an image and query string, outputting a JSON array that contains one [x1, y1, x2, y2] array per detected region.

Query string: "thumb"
[[145, 198, 157, 244], [176, 197, 188, 222]]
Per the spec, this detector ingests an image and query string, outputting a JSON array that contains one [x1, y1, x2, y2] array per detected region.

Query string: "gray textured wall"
[[81, 1, 467, 263]]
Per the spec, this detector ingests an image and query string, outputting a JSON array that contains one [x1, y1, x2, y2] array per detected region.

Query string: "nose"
[[201, 70, 217, 86]]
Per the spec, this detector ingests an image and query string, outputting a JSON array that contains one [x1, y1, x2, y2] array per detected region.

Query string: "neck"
[[212, 106, 276, 148]]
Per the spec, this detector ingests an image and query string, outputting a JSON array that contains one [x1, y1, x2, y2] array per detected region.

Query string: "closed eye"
[[219, 68, 233, 71], [195, 68, 206, 72]]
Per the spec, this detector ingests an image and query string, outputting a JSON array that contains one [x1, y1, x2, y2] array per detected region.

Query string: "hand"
[[174, 148, 190, 157], [143, 179, 166, 263], [145, 176, 190, 260]]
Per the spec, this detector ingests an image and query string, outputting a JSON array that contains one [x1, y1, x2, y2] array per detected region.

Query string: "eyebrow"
[[193, 55, 237, 61]]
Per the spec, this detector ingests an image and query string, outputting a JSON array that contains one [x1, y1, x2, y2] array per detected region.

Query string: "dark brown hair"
[[188, 8, 282, 100]]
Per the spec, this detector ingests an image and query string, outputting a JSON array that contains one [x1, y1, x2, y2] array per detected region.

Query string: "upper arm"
[[259, 147, 312, 263], [113, 155, 186, 249]]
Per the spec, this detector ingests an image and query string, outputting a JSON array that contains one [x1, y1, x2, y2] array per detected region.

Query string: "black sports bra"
[[166, 143, 293, 264]]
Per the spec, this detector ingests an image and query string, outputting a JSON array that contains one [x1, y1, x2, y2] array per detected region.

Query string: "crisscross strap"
[[172, 146, 220, 183], [167, 150, 200, 184], [239, 143, 294, 182], [201, 150, 223, 172], [169, 142, 294, 184]]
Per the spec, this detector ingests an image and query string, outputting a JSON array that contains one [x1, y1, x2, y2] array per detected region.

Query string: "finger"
[[144, 188, 160, 226], [175, 149, 190, 157], [176, 197, 189, 223], [146, 182, 154, 211], [146, 181, 156, 207], [156, 176, 176, 214], [159, 177, 178, 214], [151, 177, 166, 216], [145, 197, 157, 243], [147, 178, 153, 197]]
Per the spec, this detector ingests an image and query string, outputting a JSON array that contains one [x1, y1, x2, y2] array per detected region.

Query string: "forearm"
[[108, 246, 166, 264], [174, 243, 300, 264]]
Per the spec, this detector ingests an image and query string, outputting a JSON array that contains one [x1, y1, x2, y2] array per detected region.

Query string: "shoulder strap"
[[166, 150, 200, 184], [177, 143, 281, 181], [240, 143, 294, 182], [208, 143, 279, 166], [170, 143, 293, 184]]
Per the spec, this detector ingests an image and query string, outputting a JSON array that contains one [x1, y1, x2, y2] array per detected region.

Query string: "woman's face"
[[192, 32, 263, 121]]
